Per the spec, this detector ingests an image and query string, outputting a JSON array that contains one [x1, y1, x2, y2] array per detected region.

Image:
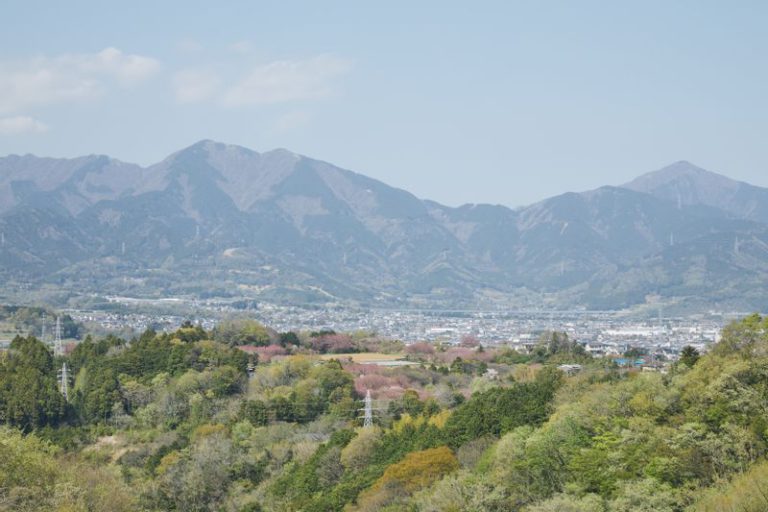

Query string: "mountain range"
[[2, 140, 768, 312]]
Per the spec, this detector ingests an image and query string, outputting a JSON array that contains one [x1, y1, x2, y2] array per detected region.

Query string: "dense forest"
[[1, 314, 768, 511]]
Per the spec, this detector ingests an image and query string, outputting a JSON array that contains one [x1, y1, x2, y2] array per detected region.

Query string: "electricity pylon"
[[361, 390, 373, 428], [53, 316, 63, 357], [58, 362, 70, 401]]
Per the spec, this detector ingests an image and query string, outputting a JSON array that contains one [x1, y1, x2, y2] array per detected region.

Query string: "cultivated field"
[[319, 352, 405, 363]]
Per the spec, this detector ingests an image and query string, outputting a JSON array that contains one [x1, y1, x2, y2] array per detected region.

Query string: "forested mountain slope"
[[2, 142, 768, 310]]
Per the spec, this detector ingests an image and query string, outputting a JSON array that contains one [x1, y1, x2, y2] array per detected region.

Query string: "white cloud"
[[173, 69, 221, 103], [0, 48, 160, 114], [221, 54, 352, 107], [0, 116, 49, 135], [80, 47, 161, 84]]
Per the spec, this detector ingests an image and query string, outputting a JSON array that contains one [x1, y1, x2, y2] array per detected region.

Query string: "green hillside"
[[2, 316, 768, 511]]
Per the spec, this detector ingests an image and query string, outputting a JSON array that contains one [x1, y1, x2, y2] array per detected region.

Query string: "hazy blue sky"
[[1, 1, 766, 207]]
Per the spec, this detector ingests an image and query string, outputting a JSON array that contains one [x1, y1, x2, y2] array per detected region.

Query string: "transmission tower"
[[53, 316, 64, 357], [41, 312, 47, 342], [58, 363, 70, 401], [361, 390, 374, 428]]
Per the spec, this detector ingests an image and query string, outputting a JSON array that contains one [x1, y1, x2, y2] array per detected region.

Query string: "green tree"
[[173, 321, 208, 343], [279, 331, 301, 347], [73, 364, 121, 423], [0, 427, 59, 509], [679, 345, 700, 367], [214, 318, 273, 346], [0, 336, 66, 430], [443, 370, 561, 448], [155, 431, 235, 512]]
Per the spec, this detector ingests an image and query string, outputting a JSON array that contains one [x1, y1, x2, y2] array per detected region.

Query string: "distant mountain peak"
[[658, 160, 725, 177], [629, 159, 719, 179], [172, 140, 297, 164], [623, 161, 740, 195], [669, 159, 697, 168], [621, 161, 768, 224]]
